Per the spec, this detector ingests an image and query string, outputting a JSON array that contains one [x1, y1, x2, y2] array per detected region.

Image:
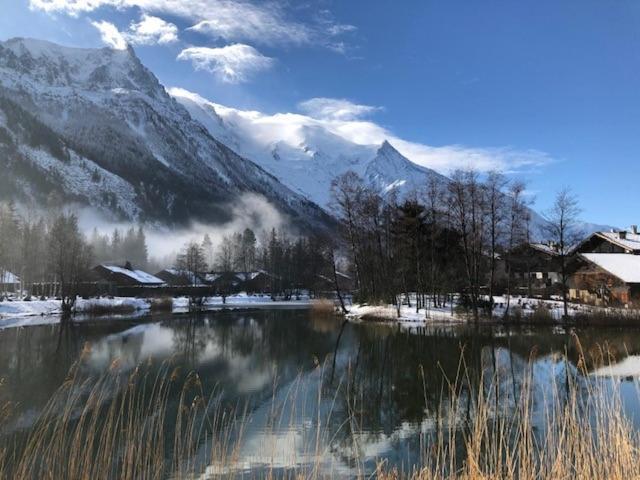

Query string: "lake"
[[1, 308, 640, 477]]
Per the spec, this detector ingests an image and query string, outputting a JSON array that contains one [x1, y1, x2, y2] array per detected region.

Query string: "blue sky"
[[3, 0, 640, 226]]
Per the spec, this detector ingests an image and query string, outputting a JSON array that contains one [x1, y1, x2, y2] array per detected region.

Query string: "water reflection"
[[2, 310, 640, 475]]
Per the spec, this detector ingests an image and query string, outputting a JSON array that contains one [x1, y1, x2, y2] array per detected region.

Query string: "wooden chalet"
[[569, 253, 640, 306], [93, 263, 165, 288], [155, 268, 206, 286], [506, 243, 562, 293], [574, 227, 640, 254], [204, 270, 273, 294], [0, 271, 20, 293]]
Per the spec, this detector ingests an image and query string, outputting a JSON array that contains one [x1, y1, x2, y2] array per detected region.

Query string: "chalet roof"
[[99, 265, 164, 285], [595, 231, 640, 252], [575, 230, 640, 254], [580, 253, 640, 284], [529, 243, 561, 256], [0, 271, 19, 284], [317, 271, 351, 283], [236, 270, 270, 281], [204, 270, 271, 283], [157, 268, 204, 284], [204, 273, 223, 283]]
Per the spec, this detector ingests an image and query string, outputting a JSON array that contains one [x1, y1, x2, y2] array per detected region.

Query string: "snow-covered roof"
[[236, 270, 269, 281], [0, 271, 19, 284], [204, 271, 270, 283], [594, 231, 640, 253], [100, 265, 164, 284], [159, 268, 205, 285], [204, 273, 222, 283], [530, 243, 560, 256], [161, 268, 182, 276], [580, 253, 640, 284]]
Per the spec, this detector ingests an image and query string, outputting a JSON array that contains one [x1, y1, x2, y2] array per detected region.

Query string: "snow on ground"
[[347, 294, 629, 326], [347, 303, 458, 326], [0, 294, 312, 329], [172, 293, 311, 312], [0, 299, 62, 318]]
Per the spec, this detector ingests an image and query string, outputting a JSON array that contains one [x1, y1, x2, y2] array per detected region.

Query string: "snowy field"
[[347, 294, 634, 326], [0, 294, 312, 329], [347, 303, 459, 326]]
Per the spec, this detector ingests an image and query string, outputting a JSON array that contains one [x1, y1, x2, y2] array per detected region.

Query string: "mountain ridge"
[[0, 37, 334, 230], [0, 37, 614, 238], [169, 87, 450, 210]]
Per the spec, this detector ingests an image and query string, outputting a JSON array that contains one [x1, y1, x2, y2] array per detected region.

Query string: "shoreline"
[[345, 296, 640, 328], [0, 295, 314, 329]]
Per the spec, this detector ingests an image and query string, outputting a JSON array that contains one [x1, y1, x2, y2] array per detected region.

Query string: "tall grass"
[[1, 336, 640, 479]]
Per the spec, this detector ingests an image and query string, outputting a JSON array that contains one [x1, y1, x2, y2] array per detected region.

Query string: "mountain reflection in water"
[[1, 309, 640, 475]]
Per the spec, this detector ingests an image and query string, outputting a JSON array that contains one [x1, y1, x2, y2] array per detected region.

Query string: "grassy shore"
[[1, 337, 639, 479]]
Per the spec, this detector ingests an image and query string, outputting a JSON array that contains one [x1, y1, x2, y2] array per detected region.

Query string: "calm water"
[[1, 308, 640, 476]]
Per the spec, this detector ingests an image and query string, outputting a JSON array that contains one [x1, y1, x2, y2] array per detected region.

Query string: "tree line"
[[331, 169, 580, 321], [0, 203, 92, 314], [175, 228, 339, 298]]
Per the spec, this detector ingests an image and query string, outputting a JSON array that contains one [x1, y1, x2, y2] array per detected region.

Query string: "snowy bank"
[[0, 294, 313, 329], [346, 295, 639, 326], [347, 303, 459, 326], [172, 293, 312, 312]]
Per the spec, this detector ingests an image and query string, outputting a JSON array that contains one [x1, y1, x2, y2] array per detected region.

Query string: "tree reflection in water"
[[1, 310, 640, 475]]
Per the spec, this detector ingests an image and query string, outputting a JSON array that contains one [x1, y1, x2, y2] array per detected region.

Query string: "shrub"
[[149, 297, 173, 313]]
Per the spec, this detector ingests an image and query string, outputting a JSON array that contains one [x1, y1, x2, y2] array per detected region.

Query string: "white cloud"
[[186, 2, 312, 47], [29, 0, 355, 50], [172, 89, 552, 174], [91, 20, 127, 49], [127, 14, 178, 45], [298, 97, 381, 121], [91, 14, 179, 48], [30, 0, 118, 15], [177, 44, 273, 83]]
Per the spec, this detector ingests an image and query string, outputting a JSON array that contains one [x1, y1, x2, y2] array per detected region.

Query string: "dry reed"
[[1, 335, 640, 479]]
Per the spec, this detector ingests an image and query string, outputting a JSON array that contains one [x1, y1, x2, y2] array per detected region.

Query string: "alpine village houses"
[[502, 226, 640, 308], [569, 227, 640, 306]]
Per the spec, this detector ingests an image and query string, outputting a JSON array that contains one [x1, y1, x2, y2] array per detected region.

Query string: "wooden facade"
[[574, 230, 640, 255], [569, 254, 640, 306], [505, 243, 562, 294]]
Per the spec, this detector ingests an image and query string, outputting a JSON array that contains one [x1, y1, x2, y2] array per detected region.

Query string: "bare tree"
[[484, 171, 507, 318], [47, 213, 92, 320], [331, 172, 365, 294], [329, 248, 349, 314], [504, 181, 530, 316], [216, 236, 234, 272], [176, 241, 208, 286], [425, 176, 442, 311], [543, 188, 581, 318], [176, 241, 208, 311], [448, 169, 487, 322]]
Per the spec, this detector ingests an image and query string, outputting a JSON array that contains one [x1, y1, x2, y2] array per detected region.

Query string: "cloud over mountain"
[[177, 44, 273, 83]]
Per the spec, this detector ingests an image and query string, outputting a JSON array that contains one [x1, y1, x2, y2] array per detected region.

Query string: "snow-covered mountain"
[[170, 88, 616, 238], [0, 38, 612, 238], [170, 87, 450, 210], [0, 38, 332, 229]]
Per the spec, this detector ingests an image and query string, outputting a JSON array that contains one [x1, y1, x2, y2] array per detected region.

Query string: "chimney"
[[633, 225, 638, 235], [619, 231, 627, 240]]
